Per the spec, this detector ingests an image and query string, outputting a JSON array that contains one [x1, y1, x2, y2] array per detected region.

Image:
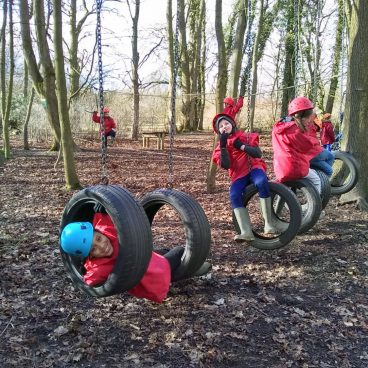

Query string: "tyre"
[[330, 151, 359, 195], [140, 189, 211, 281], [232, 182, 302, 250], [282, 179, 322, 234], [315, 169, 331, 209], [60, 185, 153, 297]]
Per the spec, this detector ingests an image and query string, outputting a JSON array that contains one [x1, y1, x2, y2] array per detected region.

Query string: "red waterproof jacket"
[[272, 117, 323, 182], [212, 130, 267, 182], [92, 112, 117, 135], [223, 96, 244, 120], [83, 213, 171, 303], [320, 120, 335, 145]]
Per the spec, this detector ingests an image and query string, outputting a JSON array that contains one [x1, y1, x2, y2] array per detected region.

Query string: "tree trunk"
[[339, 0, 368, 210], [53, 0, 81, 190], [130, 0, 140, 140], [69, 0, 80, 96], [197, 0, 206, 130], [1, 0, 14, 159], [325, 0, 344, 114], [23, 88, 35, 151], [33, 0, 61, 150]]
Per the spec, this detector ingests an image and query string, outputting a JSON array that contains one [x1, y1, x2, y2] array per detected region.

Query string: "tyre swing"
[[231, 1, 302, 250], [59, 1, 152, 297], [139, 10, 211, 281]]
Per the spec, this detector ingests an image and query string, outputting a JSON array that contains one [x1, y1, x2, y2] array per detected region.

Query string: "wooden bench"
[[142, 131, 166, 150]]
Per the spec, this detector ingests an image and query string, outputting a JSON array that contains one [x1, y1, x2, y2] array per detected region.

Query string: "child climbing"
[[222, 96, 244, 120], [92, 107, 117, 147]]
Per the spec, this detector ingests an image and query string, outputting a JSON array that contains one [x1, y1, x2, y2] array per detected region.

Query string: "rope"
[[96, 0, 108, 185], [166, 4, 180, 189]]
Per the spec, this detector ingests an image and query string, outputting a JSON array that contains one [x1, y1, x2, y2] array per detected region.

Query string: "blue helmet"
[[60, 222, 94, 258]]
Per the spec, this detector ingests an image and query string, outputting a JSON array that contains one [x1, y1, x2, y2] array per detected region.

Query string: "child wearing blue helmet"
[[61, 210, 211, 303]]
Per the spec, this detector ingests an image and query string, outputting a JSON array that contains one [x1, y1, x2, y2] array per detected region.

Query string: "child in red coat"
[[320, 113, 336, 151], [92, 107, 117, 147], [212, 113, 287, 241], [222, 96, 244, 120], [61, 211, 210, 303]]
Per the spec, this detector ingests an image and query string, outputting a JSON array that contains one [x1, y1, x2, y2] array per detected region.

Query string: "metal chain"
[[96, 0, 108, 185], [312, 0, 321, 102], [167, 5, 180, 189], [293, 0, 300, 97]]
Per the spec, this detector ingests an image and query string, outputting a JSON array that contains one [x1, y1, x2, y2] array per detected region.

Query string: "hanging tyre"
[[330, 151, 359, 195], [315, 169, 331, 209], [140, 189, 211, 281], [60, 185, 153, 297], [281, 179, 322, 234], [232, 182, 302, 250]]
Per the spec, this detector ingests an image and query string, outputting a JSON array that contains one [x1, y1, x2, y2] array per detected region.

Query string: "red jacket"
[[272, 117, 323, 182], [223, 96, 244, 120], [212, 130, 267, 182], [83, 213, 171, 303], [92, 112, 116, 135], [320, 120, 335, 145]]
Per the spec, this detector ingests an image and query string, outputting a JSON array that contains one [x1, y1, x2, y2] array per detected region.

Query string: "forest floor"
[[0, 132, 367, 368]]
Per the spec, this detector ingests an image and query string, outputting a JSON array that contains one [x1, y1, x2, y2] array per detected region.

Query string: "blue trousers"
[[310, 149, 335, 177], [230, 168, 270, 209]]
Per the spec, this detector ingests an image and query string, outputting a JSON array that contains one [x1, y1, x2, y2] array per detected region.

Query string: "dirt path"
[[0, 133, 367, 367]]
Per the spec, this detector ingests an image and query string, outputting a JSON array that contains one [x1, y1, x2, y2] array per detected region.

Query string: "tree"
[[1, 0, 14, 159], [340, 0, 368, 210], [19, 0, 61, 150], [53, 0, 81, 190]]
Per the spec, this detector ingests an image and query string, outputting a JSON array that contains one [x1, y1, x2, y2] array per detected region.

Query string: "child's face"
[[218, 119, 233, 134], [90, 231, 113, 258]]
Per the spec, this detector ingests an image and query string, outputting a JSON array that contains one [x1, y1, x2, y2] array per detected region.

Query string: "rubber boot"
[[260, 197, 289, 234], [233, 207, 255, 242]]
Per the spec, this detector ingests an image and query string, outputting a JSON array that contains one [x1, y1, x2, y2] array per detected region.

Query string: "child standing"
[[60, 211, 210, 303], [223, 96, 244, 120], [212, 113, 287, 241]]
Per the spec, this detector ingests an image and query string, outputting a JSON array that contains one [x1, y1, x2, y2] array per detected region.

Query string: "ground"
[[0, 132, 367, 368]]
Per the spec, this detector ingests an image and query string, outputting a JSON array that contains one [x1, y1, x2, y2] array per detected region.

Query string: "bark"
[[129, 0, 140, 140], [1, 0, 14, 159], [339, 0, 368, 210], [23, 88, 35, 150], [197, 0, 206, 130], [53, 0, 81, 190], [325, 0, 344, 114]]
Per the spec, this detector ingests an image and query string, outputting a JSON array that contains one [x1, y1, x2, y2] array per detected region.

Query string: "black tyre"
[[60, 185, 153, 297], [232, 182, 302, 250], [330, 151, 359, 195], [140, 189, 211, 281], [282, 179, 322, 234], [315, 169, 331, 209]]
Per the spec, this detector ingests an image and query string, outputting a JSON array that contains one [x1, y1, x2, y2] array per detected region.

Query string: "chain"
[[338, 0, 346, 141], [312, 0, 321, 102], [293, 0, 300, 97], [167, 5, 180, 189], [96, 0, 108, 185]]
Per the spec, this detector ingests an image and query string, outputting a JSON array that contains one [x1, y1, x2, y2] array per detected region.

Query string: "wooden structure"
[[142, 131, 166, 150]]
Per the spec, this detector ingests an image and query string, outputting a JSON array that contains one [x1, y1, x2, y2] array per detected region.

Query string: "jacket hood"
[[212, 113, 236, 133], [273, 116, 296, 134]]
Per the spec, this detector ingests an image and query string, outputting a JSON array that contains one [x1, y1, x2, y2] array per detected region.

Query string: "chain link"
[[167, 5, 180, 189], [96, 0, 108, 185]]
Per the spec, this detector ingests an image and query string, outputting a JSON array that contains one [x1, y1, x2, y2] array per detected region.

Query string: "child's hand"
[[233, 138, 244, 150], [219, 132, 229, 148]]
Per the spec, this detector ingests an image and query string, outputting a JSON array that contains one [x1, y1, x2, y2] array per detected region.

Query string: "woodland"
[[0, 0, 368, 367]]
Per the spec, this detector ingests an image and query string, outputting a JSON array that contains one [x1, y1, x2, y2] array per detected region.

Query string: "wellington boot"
[[233, 207, 255, 242], [260, 197, 289, 234]]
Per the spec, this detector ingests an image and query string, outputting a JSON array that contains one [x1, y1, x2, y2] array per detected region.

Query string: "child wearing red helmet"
[[212, 113, 288, 241], [223, 96, 244, 120], [92, 106, 117, 147]]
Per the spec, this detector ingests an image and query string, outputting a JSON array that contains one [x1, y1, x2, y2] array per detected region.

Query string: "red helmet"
[[212, 113, 236, 133], [288, 97, 314, 116], [223, 97, 234, 107], [103, 107, 110, 113]]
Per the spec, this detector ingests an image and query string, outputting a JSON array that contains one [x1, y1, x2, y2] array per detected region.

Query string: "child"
[[60, 211, 211, 303], [92, 107, 117, 147], [223, 96, 244, 120], [320, 113, 336, 151], [212, 113, 287, 241], [272, 96, 326, 193]]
